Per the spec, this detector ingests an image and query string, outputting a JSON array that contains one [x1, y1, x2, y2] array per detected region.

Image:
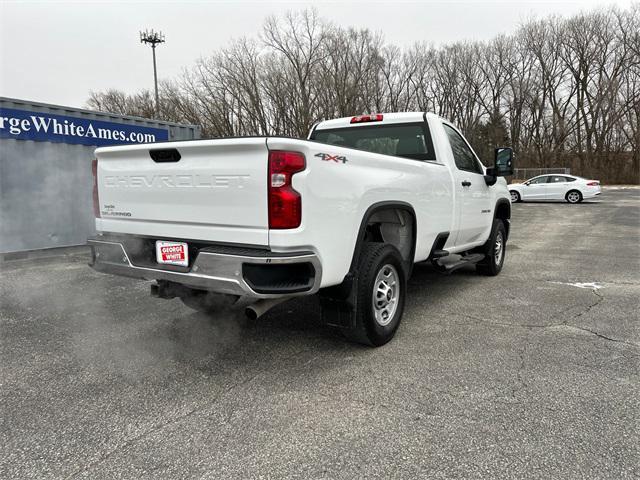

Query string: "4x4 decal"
[[315, 152, 348, 164]]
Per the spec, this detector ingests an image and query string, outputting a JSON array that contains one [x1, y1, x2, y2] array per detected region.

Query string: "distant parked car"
[[509, 174, 601, 204]]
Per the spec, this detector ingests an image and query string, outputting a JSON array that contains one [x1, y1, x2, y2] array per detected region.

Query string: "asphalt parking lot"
[[1, 188, 638, 479]]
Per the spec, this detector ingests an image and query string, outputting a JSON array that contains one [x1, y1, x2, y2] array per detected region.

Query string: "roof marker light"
[[350, 114, 384, 124]]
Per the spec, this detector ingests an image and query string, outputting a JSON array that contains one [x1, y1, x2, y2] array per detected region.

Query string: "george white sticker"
[[155, 241, 189, 267]]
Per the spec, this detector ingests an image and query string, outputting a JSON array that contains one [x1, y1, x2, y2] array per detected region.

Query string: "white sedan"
[[509, 174, 601, 204]]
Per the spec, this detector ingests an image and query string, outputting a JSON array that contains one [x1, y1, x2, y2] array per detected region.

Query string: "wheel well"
[[350, 203, 416, 273], [363, 208, 414, 262], [495, 199, 511, 239], [322, 204, 416, 301]]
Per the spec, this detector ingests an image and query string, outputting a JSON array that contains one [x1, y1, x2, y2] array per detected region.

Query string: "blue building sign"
[[0, 107, 169, 147]]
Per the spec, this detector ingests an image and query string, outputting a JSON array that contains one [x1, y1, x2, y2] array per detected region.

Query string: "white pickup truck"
[[89, 112, 514, 346]]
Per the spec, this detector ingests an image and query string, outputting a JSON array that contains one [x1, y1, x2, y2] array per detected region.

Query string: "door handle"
[[461, 180, 471, 187]]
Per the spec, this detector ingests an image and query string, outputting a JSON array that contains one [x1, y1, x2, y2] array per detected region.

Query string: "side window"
[[549, 176, 566, 183], [528, 176, 548, 184], [566, 177, 576, 182], [443, 124, 483, 174]]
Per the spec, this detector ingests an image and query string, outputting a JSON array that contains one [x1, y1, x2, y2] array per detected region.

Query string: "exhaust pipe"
[[245, 297, 291, 320]]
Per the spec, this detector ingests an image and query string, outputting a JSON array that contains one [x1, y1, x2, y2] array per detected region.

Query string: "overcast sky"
[[0, 0, 635, 109]]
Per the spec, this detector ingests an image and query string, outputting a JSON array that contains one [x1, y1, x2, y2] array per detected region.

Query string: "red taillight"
[[92, 158, 100, 218], [350, 114, 383, 124], [587, 181, 599, 186], [268, 150, 305, 229]]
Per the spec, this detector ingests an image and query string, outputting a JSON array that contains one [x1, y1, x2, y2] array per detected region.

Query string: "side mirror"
[[493, 147, 514, 176]]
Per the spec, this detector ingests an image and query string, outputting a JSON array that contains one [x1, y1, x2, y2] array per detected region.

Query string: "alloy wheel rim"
[[568, 192, 580, 203], [373, 264, 399, 327], [510, 191, 518, 202]]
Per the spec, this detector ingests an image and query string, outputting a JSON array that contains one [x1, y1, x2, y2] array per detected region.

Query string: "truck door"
[[442, 123, 493, 247]]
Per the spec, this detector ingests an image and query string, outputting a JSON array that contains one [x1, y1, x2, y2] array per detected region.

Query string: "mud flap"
[[320, 296, 357, 329], [319, 273, 357, 329]]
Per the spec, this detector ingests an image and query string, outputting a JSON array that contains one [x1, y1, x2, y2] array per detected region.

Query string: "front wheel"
[[343, 243, 407, 347], [566, 190, 582, 204], [510, 190, 521, 203], [476, 219, 506, 276]]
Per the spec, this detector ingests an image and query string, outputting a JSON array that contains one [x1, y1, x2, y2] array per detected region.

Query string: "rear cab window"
[[310, 122, 436, 161]]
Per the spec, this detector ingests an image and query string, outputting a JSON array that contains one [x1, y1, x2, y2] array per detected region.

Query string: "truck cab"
[[309, 112, 510, 252]]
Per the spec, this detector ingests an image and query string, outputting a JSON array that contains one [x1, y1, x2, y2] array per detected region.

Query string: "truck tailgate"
[[95, 138, 269, 246]]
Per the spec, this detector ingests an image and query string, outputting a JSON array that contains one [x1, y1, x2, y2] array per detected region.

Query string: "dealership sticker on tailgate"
[[156, 241, 189, 267]]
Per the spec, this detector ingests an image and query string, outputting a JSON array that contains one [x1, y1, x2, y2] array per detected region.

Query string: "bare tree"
[[87, 6, 640, 183]]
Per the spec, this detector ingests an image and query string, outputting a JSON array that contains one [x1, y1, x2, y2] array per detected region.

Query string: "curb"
[[0, 245, 91, 263]]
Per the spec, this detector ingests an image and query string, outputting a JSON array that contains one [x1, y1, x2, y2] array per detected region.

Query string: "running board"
[[432, 253, 485, 274]]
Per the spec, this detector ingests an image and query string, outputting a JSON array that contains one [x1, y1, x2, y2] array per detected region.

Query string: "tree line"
[[88, 6, 640, 183]]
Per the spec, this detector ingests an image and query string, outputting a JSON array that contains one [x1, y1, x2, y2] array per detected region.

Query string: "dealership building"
[[0, 97, 200, 255]]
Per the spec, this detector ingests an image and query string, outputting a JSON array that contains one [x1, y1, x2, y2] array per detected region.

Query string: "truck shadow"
[[157, 261, 478, 368], [407, 261, 479, 295], [71, 260, 489, 383], [161, 294, 342, 365]]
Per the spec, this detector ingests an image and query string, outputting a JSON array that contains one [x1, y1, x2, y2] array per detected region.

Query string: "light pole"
[[140, 29, 165, 117]]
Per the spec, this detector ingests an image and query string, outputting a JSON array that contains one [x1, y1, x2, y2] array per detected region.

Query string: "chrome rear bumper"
[[88, 235, 321, 299]]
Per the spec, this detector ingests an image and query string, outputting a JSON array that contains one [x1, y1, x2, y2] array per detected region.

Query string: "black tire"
[[180, 290, 236, 313], [510, 190, 521, 203], [476, 219, 507, 276], [566, 190, 582, 204], [341, 243, 407, 347]]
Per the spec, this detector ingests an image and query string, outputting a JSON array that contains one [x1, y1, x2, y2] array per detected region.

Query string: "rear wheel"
[[566, 190, 582, 204], [510, 190, 521, 203], [331, 243, 407, 347], [476, 219, 506, 276]]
